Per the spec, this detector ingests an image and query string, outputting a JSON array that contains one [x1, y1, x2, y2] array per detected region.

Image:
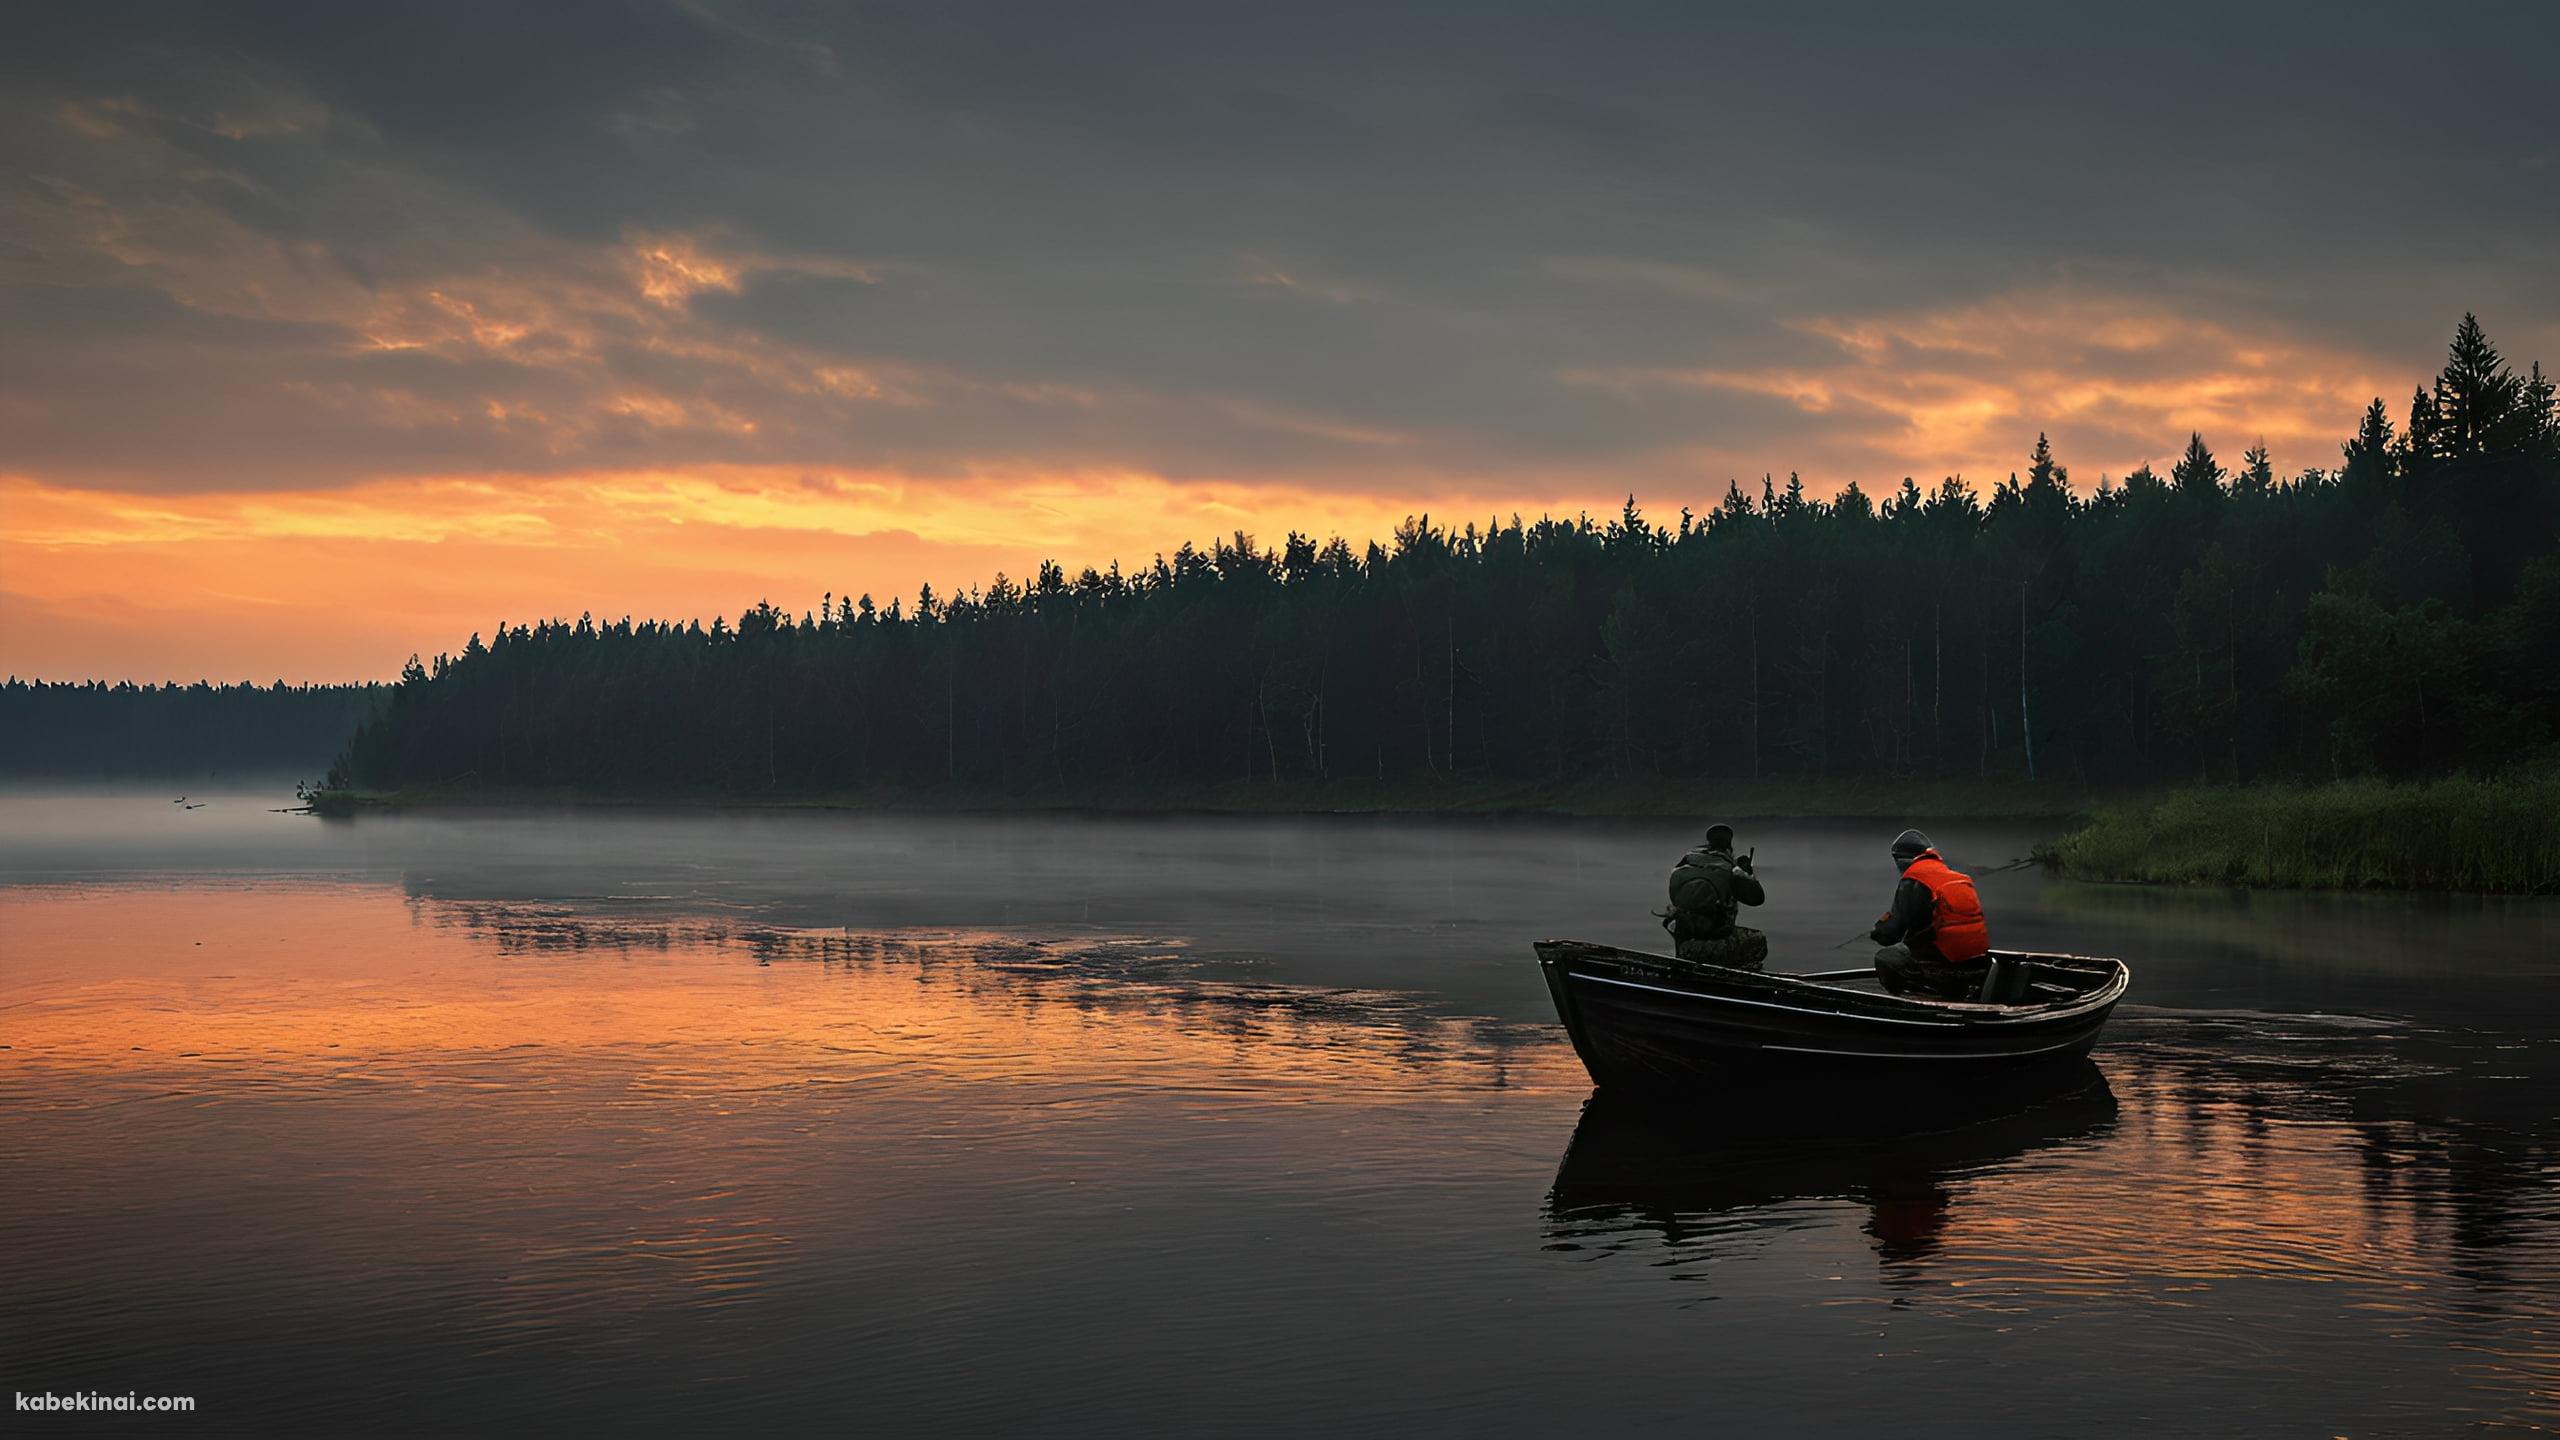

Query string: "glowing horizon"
[[0, 381, 2378, 685]]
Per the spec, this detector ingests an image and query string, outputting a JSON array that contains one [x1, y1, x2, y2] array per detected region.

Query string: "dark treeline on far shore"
[[0, 679, 385, 780], [327, 315, 2559, 800]]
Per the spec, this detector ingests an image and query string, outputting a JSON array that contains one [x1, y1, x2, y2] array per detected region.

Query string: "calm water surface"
[[3, 792, 2557, 1434]]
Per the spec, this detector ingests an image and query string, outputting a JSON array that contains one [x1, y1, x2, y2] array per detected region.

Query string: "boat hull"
[[1537, 940, 2128, 1097]]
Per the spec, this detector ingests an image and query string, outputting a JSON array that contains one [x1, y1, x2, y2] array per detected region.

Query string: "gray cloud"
[[4, 0, 2556, 498]]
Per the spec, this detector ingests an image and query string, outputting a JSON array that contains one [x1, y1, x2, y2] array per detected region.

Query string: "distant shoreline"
[[300, 774, 2560, 895], [304, 775, 2099, 823]]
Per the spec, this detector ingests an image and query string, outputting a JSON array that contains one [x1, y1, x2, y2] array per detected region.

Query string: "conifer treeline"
[[321, 313, 2556, 796], [0, 680, 387, 779]]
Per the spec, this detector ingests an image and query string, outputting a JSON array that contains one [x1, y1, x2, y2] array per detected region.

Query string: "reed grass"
[[2034, 773, 2560, 893]]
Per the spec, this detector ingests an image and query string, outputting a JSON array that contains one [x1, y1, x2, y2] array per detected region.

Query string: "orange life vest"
[[1903, 851, 1990, 963]]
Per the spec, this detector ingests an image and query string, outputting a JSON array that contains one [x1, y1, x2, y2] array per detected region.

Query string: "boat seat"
[[1977, 955, 2034, 1004]]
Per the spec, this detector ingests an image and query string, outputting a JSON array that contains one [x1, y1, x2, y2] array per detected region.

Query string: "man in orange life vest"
[[1870, 829, 1992, 998]]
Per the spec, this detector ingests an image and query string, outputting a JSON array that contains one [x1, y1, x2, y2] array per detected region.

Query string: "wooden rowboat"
[[1535, 939, 2130, 1096]]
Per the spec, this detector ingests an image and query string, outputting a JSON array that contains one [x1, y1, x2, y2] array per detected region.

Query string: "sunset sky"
[[5, 2, 2556, 681]]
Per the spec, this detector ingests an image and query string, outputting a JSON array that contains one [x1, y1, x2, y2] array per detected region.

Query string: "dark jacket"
[[1869, 874, 1938, 951], [1667, 847, 1764, 939]]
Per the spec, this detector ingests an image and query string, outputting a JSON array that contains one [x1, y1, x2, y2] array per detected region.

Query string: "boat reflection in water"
[[1544, 1064, 2118, 1267]]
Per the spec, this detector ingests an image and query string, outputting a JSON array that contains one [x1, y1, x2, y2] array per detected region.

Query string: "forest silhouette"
[[0, 680, 384, 780], [10, 316, 2554, 797], [338, 316, 2559, 796]]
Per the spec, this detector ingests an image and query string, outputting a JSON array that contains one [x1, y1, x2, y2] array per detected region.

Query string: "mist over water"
[[4, 791, 2557, 1434]]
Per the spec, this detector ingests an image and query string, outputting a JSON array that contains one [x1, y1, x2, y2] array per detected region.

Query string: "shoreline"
[[307, 776, 2102, 823], [2032, 774, 2560, 896], [301, 773, 2560, 897]]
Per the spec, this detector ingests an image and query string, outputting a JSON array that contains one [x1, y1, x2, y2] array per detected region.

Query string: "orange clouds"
[[1567, 286, 2391, 484], [2, 278, 2419, 681], [627, 229, 881, 308], [15, 5, 2548, 692], [3, 84, 2424, 683], [8, 117, 923, 479], [631, 234, 746, 307], [4, 280, 2419, 682]]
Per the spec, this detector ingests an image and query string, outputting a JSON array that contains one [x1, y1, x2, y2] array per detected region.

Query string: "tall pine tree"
[[2435, 312, 2523, 460]]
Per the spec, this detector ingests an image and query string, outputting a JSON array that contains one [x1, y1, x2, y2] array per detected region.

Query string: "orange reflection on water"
[[5, 881, 2558, 1427], [1, 881, 1567, 1354], [0, 883, 1562, 1098]]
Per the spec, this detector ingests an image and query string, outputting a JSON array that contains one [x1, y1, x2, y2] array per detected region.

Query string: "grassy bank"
[[306, 773, 2099, 821], [2033, 774, 2560, 893]]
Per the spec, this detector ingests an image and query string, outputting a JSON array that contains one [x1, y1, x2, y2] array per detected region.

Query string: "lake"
[[4, 791, 2557, 1434]]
